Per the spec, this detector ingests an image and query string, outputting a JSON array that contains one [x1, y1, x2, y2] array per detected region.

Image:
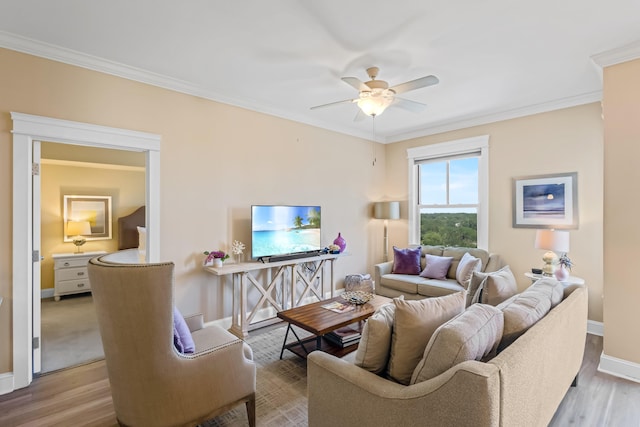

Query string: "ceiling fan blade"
[[342, 76, 370, 92], [353, 109, 368, 122], [390, 75, 439, 94], [310, 98, 356, 110], [393, 98, 428, 113]]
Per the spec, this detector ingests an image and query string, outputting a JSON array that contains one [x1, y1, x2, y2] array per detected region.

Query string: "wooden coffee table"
[[277, 294, 392, 359]]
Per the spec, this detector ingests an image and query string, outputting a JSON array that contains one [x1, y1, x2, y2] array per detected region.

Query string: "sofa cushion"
[[455, 252, 482, 287], [497, 286, 552, 350], [530, 277, 564, 308], [420, 254, 454, 279], [444, 248, 489, 279], [416, 278, 465, 297], [379, 274, 420, 294], [410, 304, 504, 384], [470, 265, 518, 306], [419, 245, 446, 269], [354, 299, 399, 374], [388, 291, 466, 385], [392, 246, 422, 275]]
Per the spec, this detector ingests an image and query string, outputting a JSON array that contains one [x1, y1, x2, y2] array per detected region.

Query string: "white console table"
[[205, 253, 344, 338]]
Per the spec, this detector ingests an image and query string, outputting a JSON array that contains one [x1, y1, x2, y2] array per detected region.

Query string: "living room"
[[0, 2, 639, 424]]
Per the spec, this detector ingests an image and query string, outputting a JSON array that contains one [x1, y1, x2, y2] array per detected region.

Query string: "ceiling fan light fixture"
[[357, 89, 394, 117]]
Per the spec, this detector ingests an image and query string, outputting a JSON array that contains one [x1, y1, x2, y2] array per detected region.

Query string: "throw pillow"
[[410, 304, 504, 384], [477, 265, 518, 306], [354, 299, 399, 374], [496, 287, 552, 351], [137, 226, 146, 251], [387, 291, 466, 385], [419, 254, 454, 280], [392, 246, 422, 275], [456, 252, 482, 287], [173, 307, 195, 354], [468, 265, 519, 307]]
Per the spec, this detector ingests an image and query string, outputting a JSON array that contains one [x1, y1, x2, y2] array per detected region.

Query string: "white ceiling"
[[1, 1, 639, 143]]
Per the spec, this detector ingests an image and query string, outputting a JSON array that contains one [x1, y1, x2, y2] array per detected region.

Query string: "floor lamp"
[[374, 201, 400, 262]]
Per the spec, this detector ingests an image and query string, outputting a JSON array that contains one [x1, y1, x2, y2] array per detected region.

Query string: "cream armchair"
[[88, 256, 256, 427]]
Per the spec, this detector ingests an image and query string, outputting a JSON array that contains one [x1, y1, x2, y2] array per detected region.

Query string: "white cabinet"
[[52, 251, 106, 301]]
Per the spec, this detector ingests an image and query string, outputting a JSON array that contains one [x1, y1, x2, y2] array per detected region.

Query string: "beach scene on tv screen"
[[252, 206, 321, 258]]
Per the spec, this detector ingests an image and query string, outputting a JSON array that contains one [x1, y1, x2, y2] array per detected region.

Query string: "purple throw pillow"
[[420, 254, 454, 279], [392, 246, 422, 275], [173, 307, 195, 354]]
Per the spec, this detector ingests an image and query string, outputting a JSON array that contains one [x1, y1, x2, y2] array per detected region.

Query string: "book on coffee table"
[[325, 325, 361, 347], [321, 301, 355, 313]]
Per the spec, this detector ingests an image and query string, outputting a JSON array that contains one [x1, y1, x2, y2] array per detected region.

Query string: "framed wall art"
[[63, 195, 113, 241], [512, 172, 578, 229]]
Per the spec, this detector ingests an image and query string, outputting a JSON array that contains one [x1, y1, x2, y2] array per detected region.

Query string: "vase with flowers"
[[555, 253, 573, 281], [204, 250, 230, 268]]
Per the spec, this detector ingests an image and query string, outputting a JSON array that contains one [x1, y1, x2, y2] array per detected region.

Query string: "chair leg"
[[246, 394, 256, 427]]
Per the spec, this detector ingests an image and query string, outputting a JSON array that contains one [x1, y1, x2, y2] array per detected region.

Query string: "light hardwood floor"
[[0, 334, 638, 426]]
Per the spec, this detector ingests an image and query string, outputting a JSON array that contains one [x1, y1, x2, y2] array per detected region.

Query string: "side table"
[[524, 272, 585, 286]]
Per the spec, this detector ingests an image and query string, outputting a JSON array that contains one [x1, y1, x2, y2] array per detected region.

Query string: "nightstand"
[[524, 272, 585, 286], [52, 251, 107, 301]]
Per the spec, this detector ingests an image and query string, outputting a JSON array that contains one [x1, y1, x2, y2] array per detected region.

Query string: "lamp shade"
[[374, 201, 400, 220], [534, 229, 570, 253], [67, 220, 91, 236], [357, 89, 394, 116]]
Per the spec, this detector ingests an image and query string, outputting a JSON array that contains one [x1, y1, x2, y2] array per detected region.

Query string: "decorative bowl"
[[341, 291, 374, 305]]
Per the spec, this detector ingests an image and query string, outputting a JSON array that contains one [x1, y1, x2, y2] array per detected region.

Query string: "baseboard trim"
[[587, 320, 604, 336], [0, 372, 15, 395], [598, 352, 640, 384], [41, 288, 54, 299]]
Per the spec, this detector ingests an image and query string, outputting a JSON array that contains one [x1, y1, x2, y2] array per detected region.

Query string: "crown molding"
[[0, 30, 607, 145], [385, 91, 602, 143], [591, 39, 640, 68]]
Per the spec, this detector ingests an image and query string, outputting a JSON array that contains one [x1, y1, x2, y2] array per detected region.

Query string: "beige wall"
[[40, 158, 146, 290], [0, 47, 386, 373], [603, 58, 640, 364], [384, 103, 604, 322]]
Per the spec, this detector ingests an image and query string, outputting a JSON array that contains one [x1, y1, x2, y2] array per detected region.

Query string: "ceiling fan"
[[311, 66, 439, 119]]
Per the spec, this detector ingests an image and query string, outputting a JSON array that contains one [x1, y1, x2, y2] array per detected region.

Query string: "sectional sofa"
[[374, 245, 504, 299], [308, 282, 588, 427]]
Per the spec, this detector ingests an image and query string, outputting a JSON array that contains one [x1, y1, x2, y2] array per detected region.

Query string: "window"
[[407, 135, 489, 249]]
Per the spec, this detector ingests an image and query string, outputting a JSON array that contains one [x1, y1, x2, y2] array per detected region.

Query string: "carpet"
[[204, 325, 313, 427], [40, 294, 104, 373]]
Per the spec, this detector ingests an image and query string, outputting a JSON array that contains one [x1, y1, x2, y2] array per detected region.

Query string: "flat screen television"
[[251, 205, 322, 260]]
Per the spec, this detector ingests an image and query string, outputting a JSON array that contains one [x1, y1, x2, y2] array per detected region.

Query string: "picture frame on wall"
[[512, 172, 578, 229], [63, 195, 113, 241]]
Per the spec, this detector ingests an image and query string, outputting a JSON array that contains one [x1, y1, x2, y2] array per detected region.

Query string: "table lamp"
[[67, 220, 92, 253], [534, 229, 570, 276], [374, 201, 400, 262]]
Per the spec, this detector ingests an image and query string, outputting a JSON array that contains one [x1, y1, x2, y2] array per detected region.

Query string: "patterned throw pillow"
[[392, 246, 422, 275], [419, 254, 454, 279]]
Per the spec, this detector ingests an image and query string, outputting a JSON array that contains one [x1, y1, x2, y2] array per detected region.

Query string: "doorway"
[[39, 143, 146, 373], [11, 112, 161, 391]]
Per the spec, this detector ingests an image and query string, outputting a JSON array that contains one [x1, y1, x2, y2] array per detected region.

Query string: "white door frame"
[[11, 112, 161, 391]]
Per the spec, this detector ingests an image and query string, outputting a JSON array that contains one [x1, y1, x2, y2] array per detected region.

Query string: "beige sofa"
[[308, 284, 588, 427], [374, 245, 503, 299]]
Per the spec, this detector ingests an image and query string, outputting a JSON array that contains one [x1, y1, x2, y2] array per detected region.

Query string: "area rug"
[[203, 326, 312, 427]]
